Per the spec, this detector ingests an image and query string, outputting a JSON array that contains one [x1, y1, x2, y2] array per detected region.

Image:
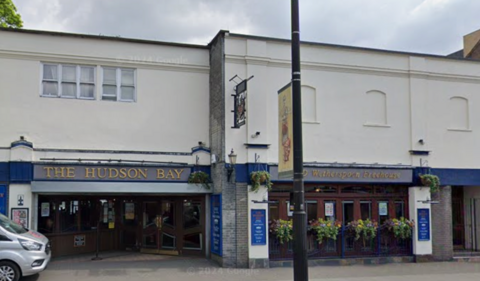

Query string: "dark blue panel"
[[235, 164, 249, 183], [211, 194, 222, 256], [251, 209, 266, 245], [409, 150, 430, 156], [9, 162, 33, 183], [191, 146, 210, 154], [191, 165, 211, 175], [417, 208, 430, 241], [244, 144, 270, 149], [0, 185, 7, 216], [0, 163, 9, 182], [429, 168, 480, 186]]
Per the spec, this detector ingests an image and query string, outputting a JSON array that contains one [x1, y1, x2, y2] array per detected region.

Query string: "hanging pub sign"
[[232, 79, 247, 128], [278, 83, 294, 179]]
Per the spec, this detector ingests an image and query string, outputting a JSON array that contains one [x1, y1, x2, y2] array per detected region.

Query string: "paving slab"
[[22, 252, 480, 281]]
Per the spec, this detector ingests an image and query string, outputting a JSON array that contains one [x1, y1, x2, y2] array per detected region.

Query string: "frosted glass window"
[[41, 64, 95, 99], [43, 65, 58, 80]]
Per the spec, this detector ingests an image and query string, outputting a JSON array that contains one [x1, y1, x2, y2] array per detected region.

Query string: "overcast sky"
[[13, 0, 480, 55]]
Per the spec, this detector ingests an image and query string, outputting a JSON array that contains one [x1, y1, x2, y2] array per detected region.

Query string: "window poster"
[[11, 208, 28, 228], [125, 203, 135, 220], [41, 202, 50, 217], [325, 202, 334, 217], [379, 202, 388, 216]]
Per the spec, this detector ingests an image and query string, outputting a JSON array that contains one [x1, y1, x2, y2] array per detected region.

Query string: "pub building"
[[3, 27, 480, 268], [267, 165, 414, 261], [33, 164, 210, 257]]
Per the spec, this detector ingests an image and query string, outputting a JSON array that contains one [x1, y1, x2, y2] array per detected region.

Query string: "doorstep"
[[269, 256, 414, 267]]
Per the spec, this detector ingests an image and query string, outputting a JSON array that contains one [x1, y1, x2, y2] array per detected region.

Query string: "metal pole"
[[291, 1, 308, 280]]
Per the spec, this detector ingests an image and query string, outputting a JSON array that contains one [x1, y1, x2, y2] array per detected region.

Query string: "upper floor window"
[[42, 64, 95, 99], [102, 67, 136, 102]]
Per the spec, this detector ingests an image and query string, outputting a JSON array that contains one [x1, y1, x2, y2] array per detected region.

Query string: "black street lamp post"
[[291, 0, 309, 280]]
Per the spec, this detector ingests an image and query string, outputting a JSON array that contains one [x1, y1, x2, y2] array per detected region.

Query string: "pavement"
[[22, 252, 480, 281]]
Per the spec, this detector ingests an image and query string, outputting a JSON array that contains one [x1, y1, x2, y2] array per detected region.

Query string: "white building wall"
[[0, 30, 210, 164], [224, 35, 480, 169]]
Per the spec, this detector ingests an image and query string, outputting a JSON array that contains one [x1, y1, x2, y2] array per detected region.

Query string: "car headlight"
[[18, 238, 42, 251]]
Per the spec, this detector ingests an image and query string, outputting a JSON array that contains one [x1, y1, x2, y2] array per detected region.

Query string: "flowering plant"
[[384, 217, 414, 239], [309, 219, 342, 244], [269, 219, 293, 244], [347, 219, 378, 241], [250, 171, 273, 192], [419, 174, 440, 193], [187, 171, 211, 189]]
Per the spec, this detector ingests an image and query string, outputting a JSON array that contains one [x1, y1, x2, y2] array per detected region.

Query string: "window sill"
[[302, 121, 320, 124], [447, 128, 472, 132], [363, 123, 391, 128]]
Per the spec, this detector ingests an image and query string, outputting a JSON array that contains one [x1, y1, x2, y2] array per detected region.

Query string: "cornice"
[[0, 50, 210, 74]]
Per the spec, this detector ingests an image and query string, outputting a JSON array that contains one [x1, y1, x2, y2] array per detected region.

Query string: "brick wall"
[[431, 186, 453, 261], [209, 32, 241, 268], [236, 183, 249, 268]]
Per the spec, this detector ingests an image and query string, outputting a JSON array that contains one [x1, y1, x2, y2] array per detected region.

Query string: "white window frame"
[[101, 67, 137, 102], [40, 63, 96, 100]]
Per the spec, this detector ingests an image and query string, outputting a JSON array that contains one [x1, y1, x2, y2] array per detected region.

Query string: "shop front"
[[32, 164, 210, 258], [268, 166, 413, 260]]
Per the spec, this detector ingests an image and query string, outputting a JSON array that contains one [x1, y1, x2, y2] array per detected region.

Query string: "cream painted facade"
[[223, 35, 480, 168], [1, 27, 480, 267], [0, 29, 210, 164]]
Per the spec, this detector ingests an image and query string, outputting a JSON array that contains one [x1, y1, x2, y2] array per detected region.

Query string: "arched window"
[[449, 97, 470, 130], [302, 86, 317, 122], [365, 90, 388, 126]]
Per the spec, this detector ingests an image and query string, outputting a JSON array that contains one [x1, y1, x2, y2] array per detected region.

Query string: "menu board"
[[251, 209, 266, 246], [417, 208, 430, 241]]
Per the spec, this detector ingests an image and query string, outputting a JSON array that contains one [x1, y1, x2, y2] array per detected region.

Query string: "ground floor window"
[[268, 184, 411, 260], [36, 195, 205, 258]]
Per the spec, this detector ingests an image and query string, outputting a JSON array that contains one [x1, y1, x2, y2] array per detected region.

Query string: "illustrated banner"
[[278, 83, 293, 179]]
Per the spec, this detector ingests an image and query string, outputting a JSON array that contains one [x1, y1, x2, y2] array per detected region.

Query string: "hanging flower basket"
[[383, 217, 414, 239], [188, 171, 211, 189], [309, 218, 342, 244], [269, 219, 293, 244], [419, 174, 440, 193], [347, 219, 378, 241], [250, 171, 273, 192]]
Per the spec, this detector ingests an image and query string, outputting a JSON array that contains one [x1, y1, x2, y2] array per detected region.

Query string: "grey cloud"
[[14, 0, 480, 54]]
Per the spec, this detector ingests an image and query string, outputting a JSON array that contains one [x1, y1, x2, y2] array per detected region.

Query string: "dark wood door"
[[120, 198, 139, 250], [141, 199, 178, 254], [452, 187, 465, 249]]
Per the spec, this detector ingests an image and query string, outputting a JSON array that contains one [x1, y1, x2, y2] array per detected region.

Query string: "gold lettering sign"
[[309, 169, 400, 181], [37, 166, 188, 181]]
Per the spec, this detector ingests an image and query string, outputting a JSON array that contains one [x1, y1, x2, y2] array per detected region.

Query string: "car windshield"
[[0, 213, 27, 234]]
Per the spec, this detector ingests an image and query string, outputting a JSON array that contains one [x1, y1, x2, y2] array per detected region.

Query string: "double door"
[[141, 197, 204, 255]]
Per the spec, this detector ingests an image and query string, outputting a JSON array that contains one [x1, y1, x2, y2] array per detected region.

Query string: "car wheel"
[[0, 261, 20, 281]]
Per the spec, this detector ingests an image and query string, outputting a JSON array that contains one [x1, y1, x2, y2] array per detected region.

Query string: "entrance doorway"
[[140, 198, 205, 256]]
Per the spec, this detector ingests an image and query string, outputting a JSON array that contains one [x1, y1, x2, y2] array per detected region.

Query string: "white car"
[[0, 213, 51, 281]]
